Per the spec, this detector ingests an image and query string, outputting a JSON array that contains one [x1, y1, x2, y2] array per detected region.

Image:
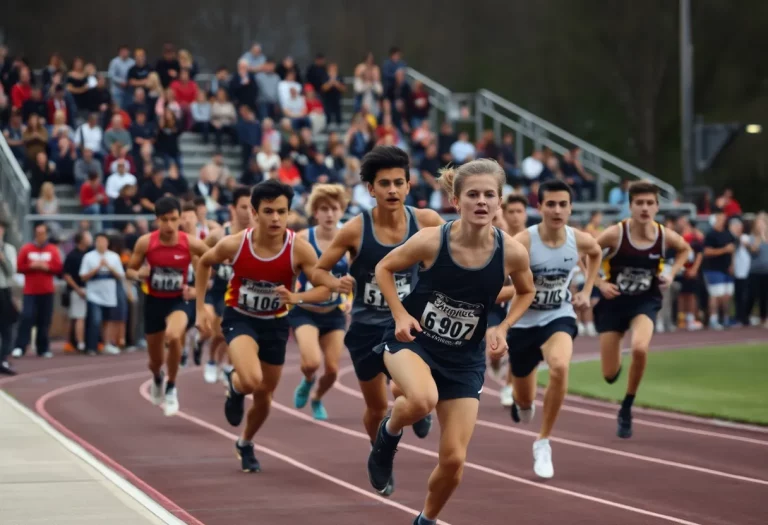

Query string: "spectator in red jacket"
[[10, 66, 31, 109], [12, 223, 63, 359]]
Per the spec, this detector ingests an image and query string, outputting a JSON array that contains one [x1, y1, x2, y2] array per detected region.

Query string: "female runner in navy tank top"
[[288, 184, 351, 420], [367, 159, 535, 525]]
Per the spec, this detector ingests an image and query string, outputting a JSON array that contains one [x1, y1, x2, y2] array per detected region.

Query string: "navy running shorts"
[[593, 297, 661, 335], [288, 306, 347, 336], [221, 308, 289, 366], [506, 317, 578, 378], [144, 295, 191, 335], [375, 332, 486, 401], [343, 322, 387, 382]]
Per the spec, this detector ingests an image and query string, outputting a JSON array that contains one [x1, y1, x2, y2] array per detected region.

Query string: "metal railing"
[[0, 134, 32, 247], [474, 89, 678, 203]]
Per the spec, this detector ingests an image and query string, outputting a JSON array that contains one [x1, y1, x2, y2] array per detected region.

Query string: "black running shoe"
[[235, 441, 261, 472], [367, 417, 399, 496], [180, 351, 188, 368], [511, 402, 521, 423], [617, 408, 633, 439], [412, 413, 432, 438], [193, 338, 203, 366], [224, 369, 245, 427], [0, 361, 16, 376]]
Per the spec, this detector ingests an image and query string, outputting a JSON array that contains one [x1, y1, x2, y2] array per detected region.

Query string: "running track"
[[2, 327, 767, 525]]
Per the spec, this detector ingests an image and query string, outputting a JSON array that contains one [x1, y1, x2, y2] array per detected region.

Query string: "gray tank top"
[[515, 224, 578, 328]]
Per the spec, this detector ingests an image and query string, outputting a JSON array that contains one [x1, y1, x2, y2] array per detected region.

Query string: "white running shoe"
[[203, 362, 218, 384], [585, 322, 597, 337], [103, 343, 121, 355], [164, 388, 179, 416], [533, 438, 554, 479], [577, 322, 585, 336], [150, 379, 164, 406], [500, 385, 514, 407], [11, 348, 22, 358], [488, 355, 507, 382]]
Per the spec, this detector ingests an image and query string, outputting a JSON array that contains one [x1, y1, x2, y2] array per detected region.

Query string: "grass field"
[[538, 344, 768, 425]]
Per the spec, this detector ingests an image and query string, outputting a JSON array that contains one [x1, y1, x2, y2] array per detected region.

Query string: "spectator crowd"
[[0, 41, 766, 376]]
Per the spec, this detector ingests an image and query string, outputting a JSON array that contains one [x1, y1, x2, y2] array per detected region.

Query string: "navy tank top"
[[297, 226, 349, 308], [400, 222, 506, 366], [350, 206, 420, 326], [209, 224, 233, 295]]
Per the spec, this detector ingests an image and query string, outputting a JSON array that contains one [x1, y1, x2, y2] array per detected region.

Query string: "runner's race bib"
[[531, 271, 571, 311], [363, 272, 411, 310], [150, 267, 184, 292], [616, 268, 653, 295], [420, 291, 482, 347], [238, 279, 282, 314]]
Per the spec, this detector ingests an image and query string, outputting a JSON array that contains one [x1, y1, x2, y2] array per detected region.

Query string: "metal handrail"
[[476, 89, 677, 201], [0, 134, 32, 247]]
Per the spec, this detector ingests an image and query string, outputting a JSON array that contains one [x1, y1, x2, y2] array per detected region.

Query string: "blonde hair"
[[305, 183, 350, 216], [439, 158, 506, 200]]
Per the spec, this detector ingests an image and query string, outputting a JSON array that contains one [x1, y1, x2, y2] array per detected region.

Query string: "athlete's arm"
[[195, 233, 242, 315], [125, 234, 150, 281], [413, 208, 446, 228], [498, 234, 535, 332], [663, 229, 691, 284], [375, 227, 442, 341], [495, 229, 531, 304], [574, 229, 603, 298], [204, 226, 226, 248], [283, 237, 332, 304], [594, 224, 621, 296], [312, 215, 361, 293]]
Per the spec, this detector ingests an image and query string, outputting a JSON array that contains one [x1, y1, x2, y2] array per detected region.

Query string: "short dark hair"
[[193, 196, 207, 208], [504, 193, 528, 209], [628, 181, 659, 204], [232, 185, 252, 206], [154, 196, 181, 217], [181, 202, 197, 213], [360, 146, 410, 185], [538, 179, 574, 204], [250, 179, 294, 211], [94, 232, 110, 243]]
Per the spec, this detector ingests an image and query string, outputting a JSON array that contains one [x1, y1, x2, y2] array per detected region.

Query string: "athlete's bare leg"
[[422, 398, 479, 521], [627, 314, 654, 396], [164, 310, 188, 384], [539, 332, 573, 439], [145, 332, 165, 377], [383, 350, 438, 433], [359, 374, 390, 442], [227, 336, 263, 395], [313, 330, 344, 400], [599, 331, 624, 382], [243, 362, 283, 441]]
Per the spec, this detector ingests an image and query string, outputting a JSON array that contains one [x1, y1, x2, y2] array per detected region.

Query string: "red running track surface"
[[2, 327, 767, 525]]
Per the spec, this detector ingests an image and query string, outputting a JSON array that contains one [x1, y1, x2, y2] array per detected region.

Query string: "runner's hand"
[[598, 281, 620, 299], [195, 307, 212, 338], [485, 325, 509, 359], [571, 290, 590, 310], [338, 275, 355, 295], [137, 265, 150, 279], [394, 313, 422, 342]]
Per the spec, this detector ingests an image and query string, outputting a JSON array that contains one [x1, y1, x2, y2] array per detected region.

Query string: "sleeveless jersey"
[[224, 228, 296, 318], [515, 225, 579, 328], [144, 230, 191, 298], [197, 222, 209, 240], [602, 219, 665, 301], [350, 206, 420, 326], [210, 224, 234, 295], [401, 222, 506, 366], [297, 226, 349, 308]]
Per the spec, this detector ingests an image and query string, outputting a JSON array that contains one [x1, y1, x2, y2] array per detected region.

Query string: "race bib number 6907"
[[420, 292, 482, 347]]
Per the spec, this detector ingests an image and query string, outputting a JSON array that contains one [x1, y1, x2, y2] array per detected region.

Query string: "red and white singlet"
[[143, 230, 191, 298], [224, 228, 296, 318]]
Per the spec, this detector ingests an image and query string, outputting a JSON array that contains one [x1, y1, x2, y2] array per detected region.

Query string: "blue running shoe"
[[293, 377, 314, 409], [311, 399, 328, 420], [235, 441, 261, 472], [617, 408, 633, 439]]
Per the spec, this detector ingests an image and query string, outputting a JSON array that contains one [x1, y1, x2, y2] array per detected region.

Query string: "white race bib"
[[237, 279, 282, 314], [363, 272, 411, 310], [150, 267, 184, 292], [616, 268, 653, 295], [216, 264, 234, 282], [531, 272, 571, 311], [420, 292, 482, 347]]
